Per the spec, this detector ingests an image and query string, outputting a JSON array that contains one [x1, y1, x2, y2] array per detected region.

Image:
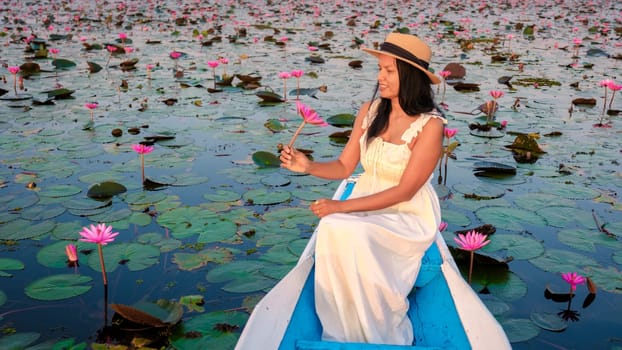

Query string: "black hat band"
[[380, 42, 429, 70]]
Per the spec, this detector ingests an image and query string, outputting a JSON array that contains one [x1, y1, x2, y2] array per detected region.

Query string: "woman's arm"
[[311, 116, 444, 217], [279, 101, 371, 180]]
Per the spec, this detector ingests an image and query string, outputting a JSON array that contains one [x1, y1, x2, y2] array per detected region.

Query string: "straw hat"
[[362, 33, 440, 84]]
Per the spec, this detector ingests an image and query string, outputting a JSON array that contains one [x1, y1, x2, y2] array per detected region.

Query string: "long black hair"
[[366, 59, 438, 144]]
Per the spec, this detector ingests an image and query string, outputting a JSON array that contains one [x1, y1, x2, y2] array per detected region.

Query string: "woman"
[[279, 32, 445, 345]]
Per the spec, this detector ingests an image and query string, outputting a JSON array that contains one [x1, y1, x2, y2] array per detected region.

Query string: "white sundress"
[[314, 100, 447, 345]]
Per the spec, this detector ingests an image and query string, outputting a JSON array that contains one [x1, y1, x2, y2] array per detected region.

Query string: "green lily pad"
[[483, 233, 545, 260], [45, 88, 76, 99], [38, 184, 82, 198], [583, 265, 622, 294], [171, 311, 248, 349], [243, 188, 291, 205], [52, 58, 77, 69], [222, 275, 276, 293], [203, 190, 241, 202], [513, 192, 576, 211], [197, 219, 237, 244], [500, 318, 541, 343], [326, 113, 355, 127], [538, 206, 595, 228], [530, 311, 568, 332], [172, 247, 234, 271], [87, 243, 161, 272], [25, 274, 92, 301], [111, 299, 183, 326], [0, 219, 56, 240], [20, 205, 66, 221], [87, 181, 127, 199], [264, 118, 286, 132], [475, 206, 547, 232], [0, 258, 25, 277], [251, 151, 280, 168], [529, 249, 599, 273], [0, 290, 6, 307], [157, 206, 219, 239], [557, 228, 621, 253], [0, 333, 41, 349], [206, 260, 272, 283]]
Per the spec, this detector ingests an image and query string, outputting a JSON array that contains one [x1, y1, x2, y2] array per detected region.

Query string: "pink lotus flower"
[[287, 101, 328, 148], [85, 102, 98, 121], [124, 47, 134, 54], [278, 71, 292, 100], [106, 45, 118, 53], [207, 60, 219, 68], [562, 272, 586, 292], [291, 70, 304, 99], [489, 90, 504, 99], [79, 223, 119, 245], [500, 120, 508, 128], [7, 66, 20, 95], [79, 223, 118, 286], [65, 244, 78, 263], [118, 32, 127, 40], [218, 57, 229, 65], [308, 46, 319, 51], [438, 221, 448, 232], [290, 70, 304, 78], [444, 128, 458, 139], [439, 70, 451, 79], [146, 64, 155, 79], [132, 143, 154, 183], [454, 230, 490, 284], [132, 144, 154, 154], [455, 230, 490, 251], [49, 48, 59, 57]]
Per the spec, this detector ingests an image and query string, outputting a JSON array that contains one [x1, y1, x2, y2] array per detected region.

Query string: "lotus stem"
[[97, 244, 108, 286], [12, 73, 17, 95], [468, 250, 474, 284], [140, 154, 145, 184], [287, 121, 307, 148]]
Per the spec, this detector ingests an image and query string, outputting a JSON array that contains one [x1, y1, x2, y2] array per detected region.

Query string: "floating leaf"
[[500, 318, 540, 343], [172, 246, 234, 271], [111, 300, 183, 327], [529, 249, 599, 273], [530, 311, 568, 332], [45, 88, 75, 99], [87, 181, 127, 199], [0, 333, 41, 349], [264, 119, 286, 132], [483, 234, 545, 260], [52, 58, 77, 69], [255, 90, 283, 103], [25, 274, 92, 301], [243, 188, 291, 205], [0, 258, 25, 277], [87, 61, 103, 73], [326, 113, 355, 127]]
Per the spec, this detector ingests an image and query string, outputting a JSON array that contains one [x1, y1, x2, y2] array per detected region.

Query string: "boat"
[[235, 178, 512, 350]]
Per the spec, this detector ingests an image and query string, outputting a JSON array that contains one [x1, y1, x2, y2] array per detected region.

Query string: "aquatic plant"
[[287, 101, 328, 148], [454, 230, 490, 284], [79, 223, 119, 286], [132, 143, 155, 184], [278, 71, 291, 101]]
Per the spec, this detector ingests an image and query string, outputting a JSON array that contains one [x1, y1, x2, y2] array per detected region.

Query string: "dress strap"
[[400, 110, 447, 144]]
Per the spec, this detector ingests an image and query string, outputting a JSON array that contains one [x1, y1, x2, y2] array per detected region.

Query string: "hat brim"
[[362, 48, 441, 85]]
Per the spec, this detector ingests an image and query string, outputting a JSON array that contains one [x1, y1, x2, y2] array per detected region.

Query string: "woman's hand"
[[280, 146, 311, 173], [310, 198, 341, 218]]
